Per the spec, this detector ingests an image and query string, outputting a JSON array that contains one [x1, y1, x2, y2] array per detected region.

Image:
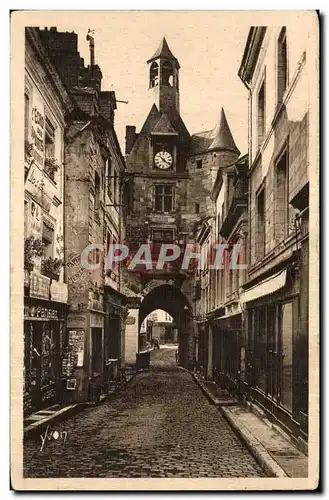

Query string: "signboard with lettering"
[[67, 314, 86, 328], [29, 273, 50, 300], [24, 304, 59, 320], [30, 98, 45, 169], [25, 165, 52, 212], [25, 199, 42, 238], [50, 281, 68, 303], [62, 329, 85, 378], [90, 313, 104, 328]]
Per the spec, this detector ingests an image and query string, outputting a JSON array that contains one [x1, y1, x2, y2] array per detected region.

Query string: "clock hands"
[[154, 150, 172, 169]]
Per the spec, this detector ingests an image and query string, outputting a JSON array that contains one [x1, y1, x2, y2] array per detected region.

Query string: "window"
[[94, 172, 100, 215], [44, 116, 57, 182], [154, 184, 174, 212], [113, 171, 118, 205], [106, 230, 112, 255], [45, 117, 55, 160], [196, 159, 202, 169], [91, 328, 103, 377], [161, 61, 174, 87], [277, 27, 287, 104], [24, 93, 30, 141], [150, 62, 159, 88], [152, 229, 174, 243], [217, 213, 221, 241], [254, 308, 267, 392], [257, 79, 266, 148], [195, 203, 200, 214], [256, 188, 265, 259], [42, 222, 54, 260], [106, 157, 112, 197], [275, 150, 289, 241], [279, 301, 293, 411]]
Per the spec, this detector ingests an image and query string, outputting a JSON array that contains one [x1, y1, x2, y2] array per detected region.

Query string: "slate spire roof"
[[208, 107, 240, 154], [147, 37, 180, 68]]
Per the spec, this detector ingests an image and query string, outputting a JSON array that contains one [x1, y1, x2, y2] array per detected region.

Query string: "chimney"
[[125, 126, 137, 155], [86, 30, 95, 68]]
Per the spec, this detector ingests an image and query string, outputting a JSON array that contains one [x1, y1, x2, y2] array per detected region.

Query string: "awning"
[[213, 311, 242, 322], [240, 268, 287, 304]]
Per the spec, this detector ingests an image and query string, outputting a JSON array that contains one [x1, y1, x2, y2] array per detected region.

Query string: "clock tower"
[[123, 37, 241, 369], [124, 37, 191, 287], [148, 37, 180, 114]]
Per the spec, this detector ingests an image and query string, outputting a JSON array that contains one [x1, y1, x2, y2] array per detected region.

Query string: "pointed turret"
[[208, 108, 240, 155], [147, 37, 180, 68], [147, 37, 180, 113]]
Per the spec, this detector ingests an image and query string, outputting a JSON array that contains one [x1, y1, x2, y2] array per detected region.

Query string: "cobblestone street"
[[24, 348, 265, 478]]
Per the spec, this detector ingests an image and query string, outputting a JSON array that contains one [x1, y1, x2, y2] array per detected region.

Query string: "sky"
[[29, 11, 254, 154]]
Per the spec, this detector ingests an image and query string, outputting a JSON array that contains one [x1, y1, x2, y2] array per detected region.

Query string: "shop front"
[[24, 272, 68, 414], [196, 321, 209, 378], [24, 299, 66, 414], [212, 312, 242, 398], [104, 287, 128, 393], [241, 265, 305, 437]]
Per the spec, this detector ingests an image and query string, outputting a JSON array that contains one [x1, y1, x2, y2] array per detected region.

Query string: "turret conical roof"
[[147, 37, 180, 68], [208, 107, 240, 154]]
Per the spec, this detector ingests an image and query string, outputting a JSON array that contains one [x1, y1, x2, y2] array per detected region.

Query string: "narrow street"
[[24, 348, 265, 478]]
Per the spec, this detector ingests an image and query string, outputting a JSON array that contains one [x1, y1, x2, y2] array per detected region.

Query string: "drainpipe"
[[238, 75, 252, 282], [238, 74, 252, 398]]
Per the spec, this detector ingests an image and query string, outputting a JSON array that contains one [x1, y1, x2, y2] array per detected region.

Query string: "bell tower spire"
[[147, 37, 180, 113]]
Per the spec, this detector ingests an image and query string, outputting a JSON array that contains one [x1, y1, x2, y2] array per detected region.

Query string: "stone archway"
[[139, 282, 195, 368]]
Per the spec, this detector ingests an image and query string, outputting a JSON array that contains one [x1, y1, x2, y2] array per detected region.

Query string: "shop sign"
[[62, 329, 85, 377], [24, 304, 59, 320], [25, 164, 44, 197], [50, 281, 68, 303], [30, 104, 45, 169], [30, 272, 50, 300], [126, 315, 136, 325], [90, 313, 104, 328], [67, 315, 85, 327], [25, 165, 52, 213]]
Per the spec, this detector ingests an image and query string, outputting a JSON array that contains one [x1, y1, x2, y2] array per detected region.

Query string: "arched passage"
[[138, 283, 195, 368]]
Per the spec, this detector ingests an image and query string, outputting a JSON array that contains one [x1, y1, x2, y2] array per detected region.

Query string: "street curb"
[[193, 374, 288, 478], [192, 374, 221, 405], [220, 407, 288, 478], [24, 373, 139, 438], [23, 403, 87, 438]]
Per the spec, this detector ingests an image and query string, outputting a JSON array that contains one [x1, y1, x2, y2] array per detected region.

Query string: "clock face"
[[154, 150, 173, 169]]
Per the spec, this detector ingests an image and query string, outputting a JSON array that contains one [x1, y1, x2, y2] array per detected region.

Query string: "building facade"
[[24, 28, 73, 414], [190, 22, 315, 445], [36, 27, 128, 403], [124, 38, 196, 368], [123, 39, 241, 369], [237, 24, 314, 441]]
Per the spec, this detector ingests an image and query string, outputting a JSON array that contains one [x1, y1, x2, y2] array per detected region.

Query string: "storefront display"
[[24, 298, 65, 414]]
